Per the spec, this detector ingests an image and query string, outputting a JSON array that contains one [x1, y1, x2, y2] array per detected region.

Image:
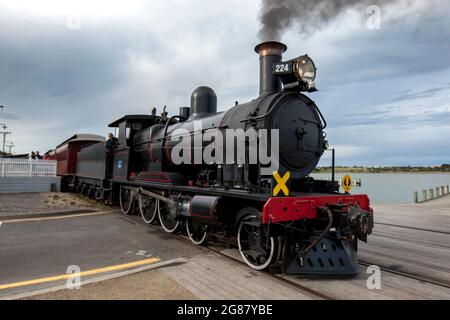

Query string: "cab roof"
[[108, 114, 160, 127]]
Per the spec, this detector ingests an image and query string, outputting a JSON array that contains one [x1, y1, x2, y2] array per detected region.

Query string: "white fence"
[[0, 158, 57, 177]]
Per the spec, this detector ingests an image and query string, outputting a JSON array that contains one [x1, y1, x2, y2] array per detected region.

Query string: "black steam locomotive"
[[51, 42, 373, 274]]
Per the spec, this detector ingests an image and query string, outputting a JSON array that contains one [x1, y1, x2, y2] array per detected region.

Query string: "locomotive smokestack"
[[255, 41, 287, 96]]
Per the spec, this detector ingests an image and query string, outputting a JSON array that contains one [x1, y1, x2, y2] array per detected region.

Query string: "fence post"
[[447, 186, 449, 193], [436, 187, 440, 197], [29, 161, 33, 177], [441, 186, 445, 196], [422, 190, 427, 201], [429, 189, 434, 199], [413, 191, 418, 203]]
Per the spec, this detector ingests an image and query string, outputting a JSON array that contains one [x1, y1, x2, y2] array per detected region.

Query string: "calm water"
[[311, 173, 450, 204]]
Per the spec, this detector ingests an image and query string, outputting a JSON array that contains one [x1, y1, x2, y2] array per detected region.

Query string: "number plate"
[[273, 62, 292, 74]]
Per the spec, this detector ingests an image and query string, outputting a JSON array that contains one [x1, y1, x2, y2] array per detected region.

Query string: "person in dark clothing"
[[105, 133, 118, 155], [36, 151, 43, 160], [105, 133, 118, 178], [30, 151, 36, 160]]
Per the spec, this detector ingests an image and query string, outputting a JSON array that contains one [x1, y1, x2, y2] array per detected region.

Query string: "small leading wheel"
[[158, 201, 179, 233], [237, 211, 280, 271], [81, 185, 89, 196], [119, 186, 134, 215], [139, 194, 158, 224], [186, 218, 209, 245], [95, 189, 102, 201], [88, 187, 96, 199]]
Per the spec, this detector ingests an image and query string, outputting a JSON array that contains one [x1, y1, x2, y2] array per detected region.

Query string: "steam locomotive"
[[49, 41, 373, 274]]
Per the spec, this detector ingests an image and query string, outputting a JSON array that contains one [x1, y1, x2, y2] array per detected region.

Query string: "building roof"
[[8, 154, 29, 159]]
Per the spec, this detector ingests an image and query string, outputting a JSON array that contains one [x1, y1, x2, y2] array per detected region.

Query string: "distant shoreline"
[[313, 165, 450, 174], [313, 170, 450, 174]]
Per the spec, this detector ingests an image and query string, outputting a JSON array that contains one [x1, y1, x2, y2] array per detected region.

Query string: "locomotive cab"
[[108, 114, 160, 181]]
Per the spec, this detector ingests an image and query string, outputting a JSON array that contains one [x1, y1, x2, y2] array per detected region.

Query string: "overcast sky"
[[0, 0, 449, 166]]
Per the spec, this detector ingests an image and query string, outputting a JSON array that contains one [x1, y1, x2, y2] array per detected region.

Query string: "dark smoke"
[[258, 0, 396, 40]]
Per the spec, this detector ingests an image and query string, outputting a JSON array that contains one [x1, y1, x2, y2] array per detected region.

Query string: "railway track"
[[203, 244, 334, 300], [358, 260, 450, 289], [119, 213, 334, 300], [367, 222, 450, 288], [374, 222, 450, 235], [211, 243, 450, 295], [208, 240, 450, 293], [120, 210, 450, 299]]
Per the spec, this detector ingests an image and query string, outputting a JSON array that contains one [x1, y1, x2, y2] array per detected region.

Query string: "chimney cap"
[[255, 41, 287, 57]]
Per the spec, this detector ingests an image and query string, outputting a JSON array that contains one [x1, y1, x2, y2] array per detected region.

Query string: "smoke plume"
[[258, 0, 403, 40]]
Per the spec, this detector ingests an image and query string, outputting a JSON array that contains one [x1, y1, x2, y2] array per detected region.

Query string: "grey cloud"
[[0, 0, 449, 166], [0, 17, 131, 98], [0, 1, 262, 154], [304, 4, 450, 92], [0, 111, 19, 120], [390, 83, 450, 102], [322, 123, 450, 166], [331, 103, 450, 128]]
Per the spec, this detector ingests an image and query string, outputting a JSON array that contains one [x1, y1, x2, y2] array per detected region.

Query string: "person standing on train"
[[105, 133, 118, 154], [105, 133, 118, 178]]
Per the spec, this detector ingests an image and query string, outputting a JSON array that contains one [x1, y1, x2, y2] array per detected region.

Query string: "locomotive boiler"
[[52, 41, 374, 275], [133, 42, 326, 187]]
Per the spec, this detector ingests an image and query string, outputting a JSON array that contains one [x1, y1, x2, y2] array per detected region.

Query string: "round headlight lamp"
[[294, 55, 316, 83]]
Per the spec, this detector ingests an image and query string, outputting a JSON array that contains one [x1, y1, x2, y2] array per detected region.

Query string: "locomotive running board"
[[282, 232, 358, 275]]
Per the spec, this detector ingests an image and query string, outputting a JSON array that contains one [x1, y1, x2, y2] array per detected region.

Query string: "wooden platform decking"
[[163, 195, 450, 299], [4, 195, 448, 300]]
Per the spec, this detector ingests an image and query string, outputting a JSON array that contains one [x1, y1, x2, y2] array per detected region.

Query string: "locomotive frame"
[[48, 41, 374, 275]]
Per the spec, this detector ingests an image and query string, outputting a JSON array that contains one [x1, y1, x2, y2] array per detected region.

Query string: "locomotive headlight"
[[273, 54, 318, 92], [294, 55, 316, 83]]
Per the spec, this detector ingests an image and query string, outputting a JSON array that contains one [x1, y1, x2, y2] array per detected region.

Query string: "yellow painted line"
[[1, 210, 114, 224], [0, 257, 161, 290]]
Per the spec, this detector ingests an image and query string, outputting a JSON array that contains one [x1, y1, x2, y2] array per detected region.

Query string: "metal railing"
[[414, 185, 450, 203], [0, 158, 57, 177]]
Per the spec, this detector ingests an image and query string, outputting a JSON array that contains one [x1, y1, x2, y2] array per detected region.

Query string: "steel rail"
[[125, 213, 335, 300], [374, 222, 450, 235], [358, 260, 450, 289]]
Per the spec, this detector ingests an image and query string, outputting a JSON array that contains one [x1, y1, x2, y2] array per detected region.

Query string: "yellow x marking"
[[273, 171, 290, 196]]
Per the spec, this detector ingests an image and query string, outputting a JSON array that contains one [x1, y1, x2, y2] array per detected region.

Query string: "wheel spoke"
[[238, 213, 278, 271], [186, 217, 208, 245], [158, 202, 179, 233], [120, 187, 134, 215], [139, 194, 157, 224]]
